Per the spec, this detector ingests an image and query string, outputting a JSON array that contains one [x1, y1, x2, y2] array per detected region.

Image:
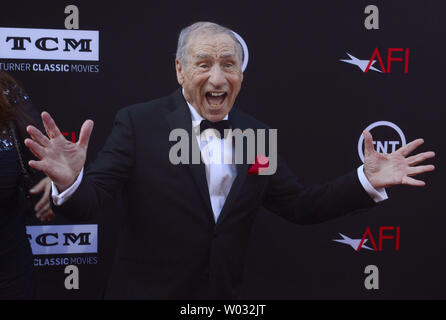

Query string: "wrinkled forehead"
[[186, 32, 239, 61]]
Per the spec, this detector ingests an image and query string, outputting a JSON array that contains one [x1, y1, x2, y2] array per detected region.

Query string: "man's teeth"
[[209, 92, 225, 96]]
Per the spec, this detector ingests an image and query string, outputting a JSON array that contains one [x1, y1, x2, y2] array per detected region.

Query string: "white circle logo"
[[358, 121, 406, 162], [231, 31, 249, 72]]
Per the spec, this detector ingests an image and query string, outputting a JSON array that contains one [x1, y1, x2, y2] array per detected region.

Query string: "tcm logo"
[[26, 224, 97, 255], [358, 121, 406, 163], [340, 48, 409, 73], [333, 226, 400, 252], [0, 27, 99, 61]]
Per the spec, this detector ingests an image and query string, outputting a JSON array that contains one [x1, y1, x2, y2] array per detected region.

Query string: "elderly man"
[[24, 22, 435, 299]]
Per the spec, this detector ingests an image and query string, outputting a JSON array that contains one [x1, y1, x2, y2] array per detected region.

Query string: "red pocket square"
[[248, 154, 269, 175]]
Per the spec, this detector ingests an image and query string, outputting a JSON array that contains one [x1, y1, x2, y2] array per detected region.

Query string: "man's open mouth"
[[205, 91, 227, 106]]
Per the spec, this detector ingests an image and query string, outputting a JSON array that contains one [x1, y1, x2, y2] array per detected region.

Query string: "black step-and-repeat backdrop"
[[1, 1, 444, 299]]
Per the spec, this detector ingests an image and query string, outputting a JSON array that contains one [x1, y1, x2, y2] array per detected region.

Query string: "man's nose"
[[208, 65, 226, 88]]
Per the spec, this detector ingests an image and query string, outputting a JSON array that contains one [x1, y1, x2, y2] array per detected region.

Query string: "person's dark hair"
[[0, 71, 19, 128], [0, 70, 44, 194], [0, 71, 37, 133]]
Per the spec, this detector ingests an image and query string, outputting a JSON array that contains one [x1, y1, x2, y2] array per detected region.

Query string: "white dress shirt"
[[52, 94, 388, 220], [187, 100, 237, 221]]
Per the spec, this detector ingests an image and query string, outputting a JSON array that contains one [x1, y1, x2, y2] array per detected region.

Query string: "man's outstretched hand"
[[363, 130, 435, 189], [24, 111, 94, 192]]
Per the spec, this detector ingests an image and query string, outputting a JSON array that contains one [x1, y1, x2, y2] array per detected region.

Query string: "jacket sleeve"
[[262, 156, 376, 224], [51, 107, 135, 221]]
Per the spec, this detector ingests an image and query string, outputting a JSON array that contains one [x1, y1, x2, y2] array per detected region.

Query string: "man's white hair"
[[176, 21, 244, 68]]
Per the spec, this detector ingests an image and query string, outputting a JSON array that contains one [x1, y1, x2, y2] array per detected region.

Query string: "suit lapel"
[[165, 89, 259, 226], [215, 108, 252, 224], [165, 89, 215, 224]]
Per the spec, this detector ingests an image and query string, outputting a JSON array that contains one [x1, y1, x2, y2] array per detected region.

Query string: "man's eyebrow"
[[195, 53, 212, 60], [194, 53, 236, 60], [219, 53, 236, 59]]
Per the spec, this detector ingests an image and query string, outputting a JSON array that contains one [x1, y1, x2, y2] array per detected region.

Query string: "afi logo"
[[358, 226, 400, 251], [340, 48, 409, 74], [333, 226, 400, 252]]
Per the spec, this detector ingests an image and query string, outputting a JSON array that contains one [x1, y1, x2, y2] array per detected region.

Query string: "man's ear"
[[175, 59, 184, 85]]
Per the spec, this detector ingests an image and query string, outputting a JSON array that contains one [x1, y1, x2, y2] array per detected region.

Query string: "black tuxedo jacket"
[[54, 88, 375, 299]]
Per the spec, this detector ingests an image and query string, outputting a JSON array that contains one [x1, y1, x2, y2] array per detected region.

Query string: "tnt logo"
[[358, 121, 406, 163], [333, 226, 400, 252], [340, 48, 409, 74]]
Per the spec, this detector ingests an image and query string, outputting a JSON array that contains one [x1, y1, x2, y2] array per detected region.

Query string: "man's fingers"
[[402, 176, 426, 187], [45, 178, 52, 193], [35, 194, 49, 212], [398, 138, 424, 157], [78, 119, 94, 149], [29, 177, 46, 194], [407, 164, 435, 177], [38, 206, 53, 219], [363, 130, 375, 156], [36, 202, 50, 218], [41, 211, 55, 222], [27, 125, 50, 147], [24, 138, 46, 159], [407, 151, 436, 166], [28, 160, 46, 172], [34, 178, 51, 210], [41, 111, 62, 139]]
